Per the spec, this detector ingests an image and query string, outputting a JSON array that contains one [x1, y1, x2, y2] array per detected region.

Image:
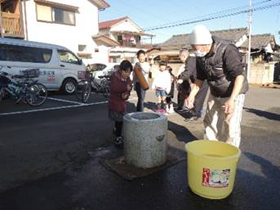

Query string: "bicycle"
[[0, 68, 48, 106], [75, 71, 111, 103]]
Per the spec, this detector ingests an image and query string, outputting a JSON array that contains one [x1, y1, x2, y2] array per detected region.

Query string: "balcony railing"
[[119, 40, 152, 49], [1, 12, 24, 38]]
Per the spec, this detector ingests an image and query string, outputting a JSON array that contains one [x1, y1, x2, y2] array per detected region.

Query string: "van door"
[[57, 49, 86, 94]]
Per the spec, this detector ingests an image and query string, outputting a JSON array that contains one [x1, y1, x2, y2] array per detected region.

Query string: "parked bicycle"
[[0, 68, 48, 106], [75, 71, 111, 103]]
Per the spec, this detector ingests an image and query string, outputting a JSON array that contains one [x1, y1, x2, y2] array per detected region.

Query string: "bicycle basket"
[[21, 69, 40, 78]]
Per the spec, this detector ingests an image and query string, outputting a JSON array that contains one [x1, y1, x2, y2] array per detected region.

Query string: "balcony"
[[1, 12, 24, 38], [118, 40, 152, 49]]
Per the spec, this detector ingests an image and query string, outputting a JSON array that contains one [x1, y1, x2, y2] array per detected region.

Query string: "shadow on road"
[[243, 152, 280, 180], [168, 120, 197, 143], [244, 107, 280, 121]]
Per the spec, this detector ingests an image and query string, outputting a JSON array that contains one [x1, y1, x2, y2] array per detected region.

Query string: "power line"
[[143, 0, 272, 30], [144, 0, 280, 31]]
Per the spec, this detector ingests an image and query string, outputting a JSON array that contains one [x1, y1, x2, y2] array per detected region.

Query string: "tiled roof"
[[160, 28, 247, 48], [99, 17, 128, 30], [241, 34, 275, 49]]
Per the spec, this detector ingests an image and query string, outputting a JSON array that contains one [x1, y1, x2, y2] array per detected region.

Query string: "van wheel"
[[61, 78, 77, 94]]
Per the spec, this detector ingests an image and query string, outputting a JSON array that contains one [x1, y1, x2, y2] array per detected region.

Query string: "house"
[[146, 28, 248, 77], [240, 34, 278, 63], [95, 16, 154, 63], [0, 0, 110, 64], [0, 0, 24, 38], [151, 28, 248, 63], [240, 34, 279, 85], [150, 28, 279, 84]]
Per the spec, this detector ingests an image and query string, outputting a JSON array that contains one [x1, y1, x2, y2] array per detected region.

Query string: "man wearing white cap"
[[185, 25, 248, 148]]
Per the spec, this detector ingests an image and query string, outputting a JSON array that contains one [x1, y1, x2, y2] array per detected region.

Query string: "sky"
[[99, 0, 280, 44]]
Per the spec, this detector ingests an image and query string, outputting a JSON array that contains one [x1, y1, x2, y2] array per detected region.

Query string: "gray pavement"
[[0, 86, 279, 210]]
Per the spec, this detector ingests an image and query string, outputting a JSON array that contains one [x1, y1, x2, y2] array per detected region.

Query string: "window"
[[88, 64, 106, 72], [78, 45, 87, 52], [53, 8, 75, 25], [36, 4, 75, 25], [58, 50, 80, 65], [37, 4, 52, 22], [0, 44, 53, 63]]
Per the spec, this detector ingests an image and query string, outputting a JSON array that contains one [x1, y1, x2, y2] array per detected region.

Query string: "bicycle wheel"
[[75, 80, 91, 103], [25, 83, 48, 106], [101, 79, 110, 98]]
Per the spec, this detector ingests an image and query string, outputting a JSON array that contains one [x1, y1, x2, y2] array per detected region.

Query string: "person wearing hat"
[[185, 25, 248, 148]]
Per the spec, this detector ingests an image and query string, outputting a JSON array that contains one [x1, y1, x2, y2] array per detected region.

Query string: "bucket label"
[[202, 168, 230, 188]]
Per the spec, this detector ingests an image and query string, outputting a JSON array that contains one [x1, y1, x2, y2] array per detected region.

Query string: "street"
[[0, 86, 279, 210]]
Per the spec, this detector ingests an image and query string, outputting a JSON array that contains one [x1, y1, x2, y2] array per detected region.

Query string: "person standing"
[[176, 49, 190, 111], [185, 25, 248, 148], [134, 50, 150, 112], [108, 60, 133, 146], [151, 61, 171, 110], [165, 66, 176, 114], [179, 55, 209, 121]]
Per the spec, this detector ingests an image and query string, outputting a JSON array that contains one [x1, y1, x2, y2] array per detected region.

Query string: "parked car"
[[87, 63, 119, 88], [87, 63, 119, 78], [0, 38, 87, 94]]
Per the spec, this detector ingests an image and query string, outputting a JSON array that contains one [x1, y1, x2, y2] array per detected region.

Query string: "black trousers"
[[115, 121, 123, 137], [177, 84, 190, 109], [135, 82, 146, 112], [193, 81, 209, 117]]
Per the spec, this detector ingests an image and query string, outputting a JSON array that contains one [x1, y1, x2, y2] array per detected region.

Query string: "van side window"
[[0, 44, 52, 63], [58, 50, 80, 65]]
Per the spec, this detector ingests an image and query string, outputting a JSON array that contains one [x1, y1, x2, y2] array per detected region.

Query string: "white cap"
[[189, 25, 213, 45]]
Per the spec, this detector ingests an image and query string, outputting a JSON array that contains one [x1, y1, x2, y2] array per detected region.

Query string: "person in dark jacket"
[[178, 55, 209, 120], [176, 49, 190, 111], [186, 25, 248, 148], [165, 66, 176, 113], [108, 60, 133, 146]]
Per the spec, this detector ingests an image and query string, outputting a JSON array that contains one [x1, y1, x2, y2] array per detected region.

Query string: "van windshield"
[[58, 50, 80, 65], [0, 44, 53, 63]]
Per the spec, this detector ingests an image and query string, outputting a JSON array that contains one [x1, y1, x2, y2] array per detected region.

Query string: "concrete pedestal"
[[123, 112, 168, 169]]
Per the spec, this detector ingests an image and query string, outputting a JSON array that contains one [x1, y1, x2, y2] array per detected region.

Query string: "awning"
[[93, 34, 120, 47]]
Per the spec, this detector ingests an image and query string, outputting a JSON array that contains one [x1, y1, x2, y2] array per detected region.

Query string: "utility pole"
[[247, 0, 252, 82], [23, 0, 28, 40], [0, 3, 4, 38]]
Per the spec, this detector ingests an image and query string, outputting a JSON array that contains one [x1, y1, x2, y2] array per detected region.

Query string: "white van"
[[0, 38, 87, 94]]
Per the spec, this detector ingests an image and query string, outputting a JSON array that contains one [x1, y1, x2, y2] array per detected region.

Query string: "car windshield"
[[88, 64, 106, 72]]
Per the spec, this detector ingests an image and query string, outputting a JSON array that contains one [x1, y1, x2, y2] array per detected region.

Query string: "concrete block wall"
[[249, 62, 276, 85]]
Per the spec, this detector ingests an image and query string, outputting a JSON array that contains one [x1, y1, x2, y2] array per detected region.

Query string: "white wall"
[[23, 0, 104, 63], [110, 20, 141, 33], [92, 45, 109, 64]]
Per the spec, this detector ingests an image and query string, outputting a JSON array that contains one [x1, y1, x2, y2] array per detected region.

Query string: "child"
[[108, 60, 133, 146], [165, 66, 176, 113], [152, 61, 171, 110], [133, 50, 150, 112]]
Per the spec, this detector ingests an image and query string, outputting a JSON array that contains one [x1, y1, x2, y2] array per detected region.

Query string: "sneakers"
[[176, 107, 188, 112], [168, 104, 174, 114], [184, 116, 200, 122], [114, 136, 123, 147], [156, 103, 161, 109]]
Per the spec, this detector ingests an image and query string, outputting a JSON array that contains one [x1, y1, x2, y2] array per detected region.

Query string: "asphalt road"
[[0, 86, 279, 210]]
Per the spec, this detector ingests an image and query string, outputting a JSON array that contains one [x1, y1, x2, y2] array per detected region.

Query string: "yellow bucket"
[[185, 140, 241, 199]]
